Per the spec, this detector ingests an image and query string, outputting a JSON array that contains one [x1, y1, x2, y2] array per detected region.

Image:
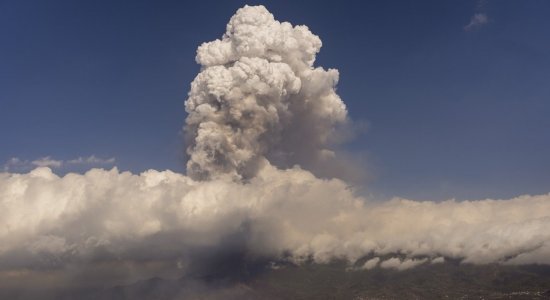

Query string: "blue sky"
[[1, 0, 549, 200]]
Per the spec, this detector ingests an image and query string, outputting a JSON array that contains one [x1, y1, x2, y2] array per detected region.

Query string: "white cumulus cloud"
[[1, 165, 550, 288]]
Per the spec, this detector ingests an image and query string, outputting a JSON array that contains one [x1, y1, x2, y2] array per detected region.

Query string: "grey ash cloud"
[[0, 5, 549, 298]]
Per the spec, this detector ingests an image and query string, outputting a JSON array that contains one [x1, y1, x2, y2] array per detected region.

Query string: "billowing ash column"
[[185, 5, 348, 181]]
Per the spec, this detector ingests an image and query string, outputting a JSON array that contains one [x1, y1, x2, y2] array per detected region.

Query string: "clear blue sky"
[[1, 0, 549, 200]]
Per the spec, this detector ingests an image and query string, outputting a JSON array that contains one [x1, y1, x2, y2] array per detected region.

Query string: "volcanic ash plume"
[[185, 5, 347, 181], [1, 5, 550, 296]]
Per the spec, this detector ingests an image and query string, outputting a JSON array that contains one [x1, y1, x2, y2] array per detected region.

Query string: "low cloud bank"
[[1, 165, 550, 289]]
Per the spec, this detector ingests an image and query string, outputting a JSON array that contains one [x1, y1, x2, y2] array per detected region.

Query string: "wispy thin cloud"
[[67, 155, 116, 165], [476, 0, 488, 10], [2, 155, 116, 172], [2, 157, 26, 172], [31, 156, 63, 168], [464, 13, 489, 31]]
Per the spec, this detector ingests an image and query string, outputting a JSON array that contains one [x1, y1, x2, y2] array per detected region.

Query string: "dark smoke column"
[[184, 5, 348, 181]]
